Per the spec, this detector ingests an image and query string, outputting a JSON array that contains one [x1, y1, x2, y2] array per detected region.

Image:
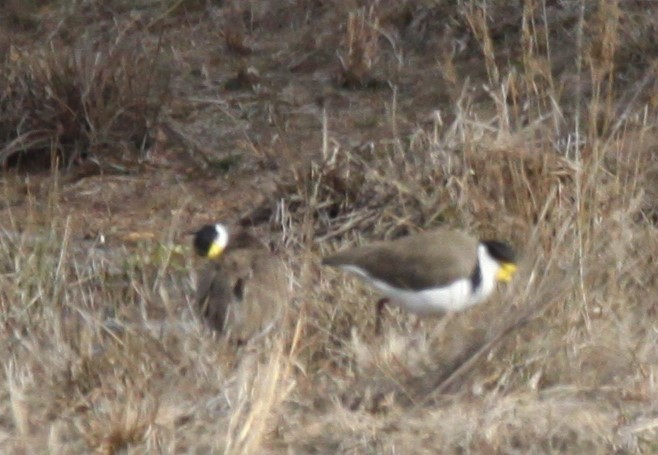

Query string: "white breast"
[[339, 245, 501, 316]]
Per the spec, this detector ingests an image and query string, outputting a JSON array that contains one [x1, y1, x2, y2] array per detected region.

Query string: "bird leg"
[[375, 298, 389, 335]]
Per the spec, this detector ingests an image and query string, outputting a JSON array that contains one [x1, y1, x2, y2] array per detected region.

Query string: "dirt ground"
[[1, 1, 658, 454]]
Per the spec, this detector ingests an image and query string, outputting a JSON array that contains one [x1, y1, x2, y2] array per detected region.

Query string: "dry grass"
[[1, 1, 658, 454], [0, 11, 170, 172], [338, 6, 382, 89]]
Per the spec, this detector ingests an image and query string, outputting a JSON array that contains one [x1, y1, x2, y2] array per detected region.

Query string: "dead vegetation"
[[1, 0, 658, 454], [0, 7, 170, 172]]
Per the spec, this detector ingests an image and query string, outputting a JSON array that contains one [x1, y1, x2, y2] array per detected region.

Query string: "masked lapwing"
[[322, 229, 517, 333], [193, 223, 288, 343]]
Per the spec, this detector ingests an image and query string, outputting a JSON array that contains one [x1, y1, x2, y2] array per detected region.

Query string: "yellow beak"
[[207, 241, 224, 260], [496, 262, 517, 283]]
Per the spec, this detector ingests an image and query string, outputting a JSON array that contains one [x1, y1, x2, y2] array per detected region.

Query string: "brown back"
[[196, 246, 288, 341], [323, 230, 478, 289]]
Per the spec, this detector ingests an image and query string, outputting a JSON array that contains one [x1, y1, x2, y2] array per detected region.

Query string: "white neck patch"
[[213, 223, 230, 249]]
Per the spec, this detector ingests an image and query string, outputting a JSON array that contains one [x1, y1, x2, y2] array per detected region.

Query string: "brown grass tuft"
[[0, 34, 170, 172], [338, 6, 382, 89], [82, 395, 159, 455]]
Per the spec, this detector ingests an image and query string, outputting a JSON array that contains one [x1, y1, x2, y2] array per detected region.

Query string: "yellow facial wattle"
[[496, 262, 517, 283], [207, 241, 224, 259]]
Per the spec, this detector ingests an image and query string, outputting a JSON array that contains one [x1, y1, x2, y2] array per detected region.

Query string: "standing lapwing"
[[322, 229, 517, 333]]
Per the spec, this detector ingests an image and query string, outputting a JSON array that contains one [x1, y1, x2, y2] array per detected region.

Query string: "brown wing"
[[197, 249, 288, 340], [323, 230, 478, 290], [235, 251, 288, 340]]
